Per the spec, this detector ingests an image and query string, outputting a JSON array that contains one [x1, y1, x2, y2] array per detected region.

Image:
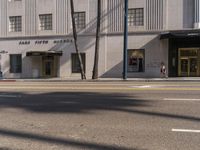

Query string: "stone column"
[[194, 0, 200, 28]]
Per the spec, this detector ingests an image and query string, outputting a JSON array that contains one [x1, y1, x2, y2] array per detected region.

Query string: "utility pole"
[[92, 0, 101, 79], [123, 0, 128, 80]]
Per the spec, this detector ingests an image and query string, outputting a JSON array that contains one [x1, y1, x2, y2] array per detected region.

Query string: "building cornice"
[[1, 29, 198, 40]]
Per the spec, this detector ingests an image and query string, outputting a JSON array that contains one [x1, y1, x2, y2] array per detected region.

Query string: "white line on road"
[[172, 129, 200, 133], [164, 98, 200, 101], [130, 85, 152, 88], [0, 95, 20, 98]]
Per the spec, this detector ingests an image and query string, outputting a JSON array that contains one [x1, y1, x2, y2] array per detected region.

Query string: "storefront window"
[[10, 54, 22, 73], [128, 49, 145, 72], [71, 53, 85, 73]]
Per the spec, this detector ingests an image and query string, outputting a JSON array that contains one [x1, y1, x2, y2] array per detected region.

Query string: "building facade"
[[0, 0, 200, 79]]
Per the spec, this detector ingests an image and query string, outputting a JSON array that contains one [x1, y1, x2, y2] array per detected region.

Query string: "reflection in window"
[[128, 49, 145, 72]]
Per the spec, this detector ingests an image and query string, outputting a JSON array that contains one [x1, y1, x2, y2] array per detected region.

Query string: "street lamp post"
[[123, 0, 128, 80]]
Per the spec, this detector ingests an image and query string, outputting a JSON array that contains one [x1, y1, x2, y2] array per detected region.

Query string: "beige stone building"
[[0, 0, 200, 79]]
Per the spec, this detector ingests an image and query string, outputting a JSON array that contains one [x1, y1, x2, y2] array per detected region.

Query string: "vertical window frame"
[[9, 16, 22, 32], [127, 49, 145, 73], [39, 14, 53, 31], [128, 8, 144, 26], [71, 53, 86, 73], [74, 12, 86, 29], [10, 54, 22, 73]]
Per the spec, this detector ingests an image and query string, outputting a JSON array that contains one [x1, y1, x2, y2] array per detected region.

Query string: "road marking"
[[164, 98, 200, 101], [172, 129, 200, 133], [130, 85, 152, 88], [0, 94, 20, 98]]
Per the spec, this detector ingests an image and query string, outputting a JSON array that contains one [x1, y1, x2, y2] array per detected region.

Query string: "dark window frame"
[[71, 53, 86, 73], [10, 54, 22, 73], [74, 12, 86, 29], [128, 8, 144, 26], [39, 14, 53, 30], [127, 49, 145, 73], [9, 16, 22, 32]]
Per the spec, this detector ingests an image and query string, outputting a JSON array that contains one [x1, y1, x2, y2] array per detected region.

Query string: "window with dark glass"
[[128, 49, 145, 72], [9, 16, 22, 32], [10, 54, 22, 73], [74, 12, 86, 29], [71, 53, 85, 73], [39, 14, 52, 30], [128, 8, 144, 26]]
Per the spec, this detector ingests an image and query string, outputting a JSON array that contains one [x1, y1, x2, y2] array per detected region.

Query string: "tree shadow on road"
[[0, 92, 149, 114], [0, 91, 150, 150], [0, 91, 199, 122], [0, 128, 145, 150], [0, 91, 199, 150]]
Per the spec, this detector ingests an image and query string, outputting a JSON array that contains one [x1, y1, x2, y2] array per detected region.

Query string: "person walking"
[[160, 62, 167, 78]]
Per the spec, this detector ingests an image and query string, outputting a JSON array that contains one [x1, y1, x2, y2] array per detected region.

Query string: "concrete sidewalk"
[[1, 77, 200, 82]]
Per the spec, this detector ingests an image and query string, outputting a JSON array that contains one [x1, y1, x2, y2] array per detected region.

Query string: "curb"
[[9, 78, 200, 82]]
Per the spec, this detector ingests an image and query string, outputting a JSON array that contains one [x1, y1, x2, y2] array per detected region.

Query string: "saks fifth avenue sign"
[[19, 39, 73, 45]]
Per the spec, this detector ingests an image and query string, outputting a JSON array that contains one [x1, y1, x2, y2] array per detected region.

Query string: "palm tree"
[[92, 0, 101, 79], [70, 0, 86, 80]]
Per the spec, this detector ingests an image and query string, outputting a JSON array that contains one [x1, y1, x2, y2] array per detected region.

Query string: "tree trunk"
[[92, 0, 101, 79], [70, 0, 86, 80]]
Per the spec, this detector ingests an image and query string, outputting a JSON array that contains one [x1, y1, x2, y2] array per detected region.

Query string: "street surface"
[[0, 81, 199, 150]]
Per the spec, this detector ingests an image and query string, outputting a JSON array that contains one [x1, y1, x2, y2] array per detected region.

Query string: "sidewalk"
[[1, 77, 200, 82]]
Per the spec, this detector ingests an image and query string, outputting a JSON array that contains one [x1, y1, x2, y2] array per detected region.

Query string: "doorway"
[[42, 56, 57, 77], [178, 48, 199, 77]]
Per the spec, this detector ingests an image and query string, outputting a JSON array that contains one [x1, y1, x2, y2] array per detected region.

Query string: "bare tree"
[[92, 0, 101, 79], [70, 0, 86, 80]]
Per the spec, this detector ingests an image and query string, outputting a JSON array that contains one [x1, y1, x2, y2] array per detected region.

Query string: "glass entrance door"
[[179, 58, 198, 77], [178, 48, 199, 77], [189, 58, 198, 76], [180, 58, 189, 76]]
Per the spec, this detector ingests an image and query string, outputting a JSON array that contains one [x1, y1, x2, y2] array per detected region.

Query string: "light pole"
[[123, 0, 128, 80]]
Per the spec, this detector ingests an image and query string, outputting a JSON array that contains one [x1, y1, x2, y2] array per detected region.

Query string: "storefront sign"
[[19, 39, 73, 45], [53, 39, 73, 44], [19, 41, 30, 45], [35, 40, 48, 44]]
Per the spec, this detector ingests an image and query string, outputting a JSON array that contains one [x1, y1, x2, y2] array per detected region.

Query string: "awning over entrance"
[[160, 29, 200, 39], [26, 51, 62, 56]]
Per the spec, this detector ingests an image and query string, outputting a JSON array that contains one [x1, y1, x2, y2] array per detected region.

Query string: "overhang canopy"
[[160, 30, 200, 39], [26, 51, 62, 56]]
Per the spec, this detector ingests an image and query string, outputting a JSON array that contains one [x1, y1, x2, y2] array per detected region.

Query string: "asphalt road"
[[0, 81, 199, 150]]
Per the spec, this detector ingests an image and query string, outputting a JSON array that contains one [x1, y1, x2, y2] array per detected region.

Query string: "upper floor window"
[[39, 14, 52, 30], [74, 12, 86, 29], [128, 8, 144, 26], [9, 16, 22, 32]]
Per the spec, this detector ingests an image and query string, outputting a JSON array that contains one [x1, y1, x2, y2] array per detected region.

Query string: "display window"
[[127, 49, 145, 72]]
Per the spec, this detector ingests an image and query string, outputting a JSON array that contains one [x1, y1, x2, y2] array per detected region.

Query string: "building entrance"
[[178, 48, 200, 77], [42, 56, 57, 78]]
